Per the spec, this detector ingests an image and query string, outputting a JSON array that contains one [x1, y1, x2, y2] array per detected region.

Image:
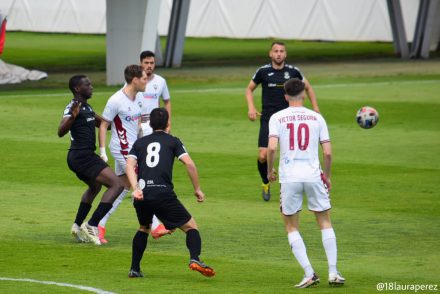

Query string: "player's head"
[[69, 75, 93, 99], [284, 78, 305, 101], [269, 41, 287, 66], [150, 107, 169, 131], [124, 64, 147, 91], [140, 50, 156, 76]]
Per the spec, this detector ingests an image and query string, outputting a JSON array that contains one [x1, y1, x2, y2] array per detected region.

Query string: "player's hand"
[[267, 169, 278, 182], [321, 173, 332, 190], [71, 101, 82, 118], [194, 189, 205, 202], [248, 108, 261, 121], [132, 188, 143, 201], [99, 147, 108, 162]]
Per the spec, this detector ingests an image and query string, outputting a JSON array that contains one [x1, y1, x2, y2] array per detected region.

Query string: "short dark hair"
[[284, 78, 305, 97], [150, 108, 169, 131], [124, 65, 144, 84], [140, 50, 155, 61], [69, 75, 87, 94], [271, 41, 286, 48]]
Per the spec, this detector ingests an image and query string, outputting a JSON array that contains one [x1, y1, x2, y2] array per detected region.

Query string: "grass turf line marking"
[[0, 79, 439, 99], [0, 277, 116, 294], [1, 79, 439, 98]]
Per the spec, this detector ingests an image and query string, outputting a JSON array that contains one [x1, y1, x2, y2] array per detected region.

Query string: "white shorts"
[[112, 151, 128, 176], [280, 181, 331, 215]]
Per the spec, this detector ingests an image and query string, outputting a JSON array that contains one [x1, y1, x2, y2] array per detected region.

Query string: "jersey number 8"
[[146, 142, 161, 168]]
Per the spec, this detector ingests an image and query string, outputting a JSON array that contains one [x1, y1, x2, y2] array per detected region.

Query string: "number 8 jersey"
[[268, 106, 330, 183], [127, 131, 188, 199]]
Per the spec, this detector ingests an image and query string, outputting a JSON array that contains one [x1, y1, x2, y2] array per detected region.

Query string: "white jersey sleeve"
[[318, 115, 330, 143], [161, 78, 170, 101], [268, 113, 280, 139], [102, 95, 120, 122]]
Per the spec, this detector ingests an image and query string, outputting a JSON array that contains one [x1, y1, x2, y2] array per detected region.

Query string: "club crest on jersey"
[[138, 101, 142, 108], [284, 72, 290, 79], [153, 84, 158, 90]]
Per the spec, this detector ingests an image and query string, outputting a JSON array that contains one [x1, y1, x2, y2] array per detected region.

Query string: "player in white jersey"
[[137, 50, 171, 136], [135, 50, 173, 239], [97, 65, 147, 244], [267, 78, 345, 288]]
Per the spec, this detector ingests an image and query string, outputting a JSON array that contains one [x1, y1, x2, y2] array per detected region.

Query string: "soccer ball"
[[356, 106, 379, 129]]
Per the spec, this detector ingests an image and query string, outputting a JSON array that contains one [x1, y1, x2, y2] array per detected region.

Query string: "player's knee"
[[90, 183, 102, 195], [258, 152, 267, 163], [180, 218, 198, 232]]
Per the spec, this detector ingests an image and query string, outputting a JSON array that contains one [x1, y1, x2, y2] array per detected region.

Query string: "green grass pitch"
[[0, 33, 439, 293]]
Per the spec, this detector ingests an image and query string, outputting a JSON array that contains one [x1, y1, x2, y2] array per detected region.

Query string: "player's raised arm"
[[179, 154, 205, 202], [245, 80, 261, 121], [58, 101, 81, 137]]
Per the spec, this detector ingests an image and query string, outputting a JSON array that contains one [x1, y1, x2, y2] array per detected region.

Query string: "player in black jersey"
[[58, 75, 123, 245], [126, 108, 215, 278], [245, 41, 320, 201]]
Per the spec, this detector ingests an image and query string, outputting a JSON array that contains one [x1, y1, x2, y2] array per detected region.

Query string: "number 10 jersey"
[[268, 106, 330, 183]]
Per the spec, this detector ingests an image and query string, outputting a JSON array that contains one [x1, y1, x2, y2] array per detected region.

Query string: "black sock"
[[74, 202, 92, 226], [88, 202, 112, 226], [186, 229, 201, 261], [131, 231, 148, 271], [257, 160, 269, 184]]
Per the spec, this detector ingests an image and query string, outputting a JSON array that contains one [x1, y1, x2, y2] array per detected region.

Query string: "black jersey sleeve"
[[174, 137, 188, 159], [128, 140, 140, 160], [63, 100, 74, 118], [252, 68, 263, 85]]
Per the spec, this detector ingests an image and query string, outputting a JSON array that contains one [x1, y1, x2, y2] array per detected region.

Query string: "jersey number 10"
[[287, 123, 309, 151]]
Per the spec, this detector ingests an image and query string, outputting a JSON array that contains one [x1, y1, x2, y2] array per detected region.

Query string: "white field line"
[[1, 79, 438, 99], [0, 277, 116, 294]]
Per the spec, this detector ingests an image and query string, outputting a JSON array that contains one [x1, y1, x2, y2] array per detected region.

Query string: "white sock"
[[98, 188, 129, 227], [151, 215, 161, 230], [288, 231, 314, 277], [321, 228, 338, 274]]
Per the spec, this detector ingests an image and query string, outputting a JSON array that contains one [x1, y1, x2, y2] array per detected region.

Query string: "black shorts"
[[258, 119, 269, 148], [67, 149, 109, 183], [133, 192, 192, 230]]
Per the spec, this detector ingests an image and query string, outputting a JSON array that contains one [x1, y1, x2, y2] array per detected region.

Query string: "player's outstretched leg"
[[185, 228, 215, 277], [98, 188, 129, 244], [128, 230, 148, 278]]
